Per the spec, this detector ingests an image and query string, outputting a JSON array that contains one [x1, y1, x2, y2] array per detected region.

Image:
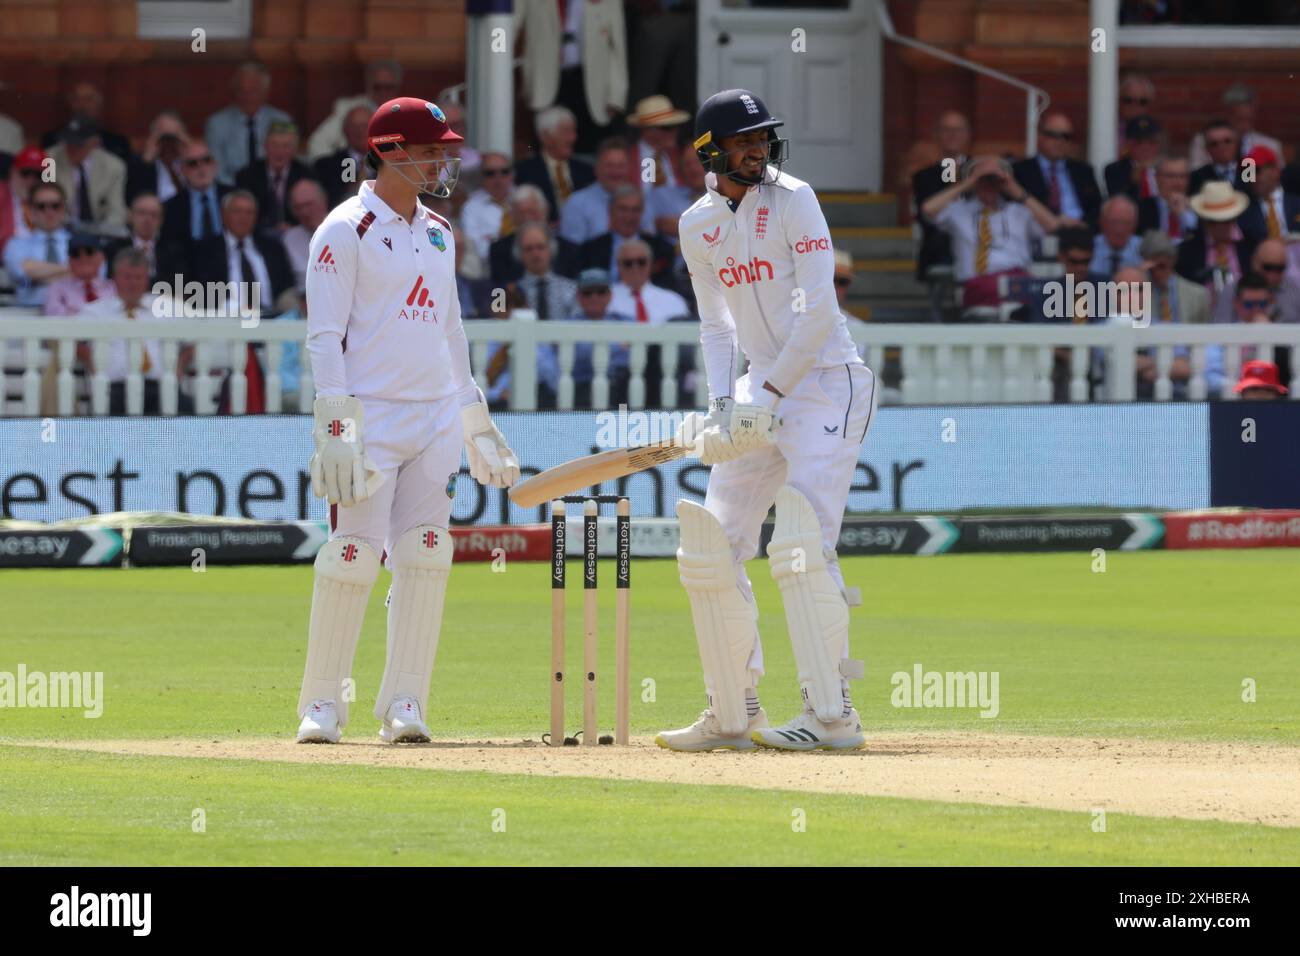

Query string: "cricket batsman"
[[656, 90, 877, 752], [295, 97, 519, 744]]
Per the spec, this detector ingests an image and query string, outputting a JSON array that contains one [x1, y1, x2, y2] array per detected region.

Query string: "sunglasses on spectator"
[[18, 168, 40, 178], [1041, 130, 1072, 140], [580, 287, 610, 296], [1240, 298, 1271, 311], [834, 277, 851, 288], [1259, 263, 1286, 273], [69, 247, 100, 259], [1121, 96, 1150, 106], [1065, 255, 1093, 266], [483, 168, 512, 177], [183, 156, 215, 168], [1206, 137, 1235, 148], [33, 201, 64, 211], [619, 258, 649, 267]]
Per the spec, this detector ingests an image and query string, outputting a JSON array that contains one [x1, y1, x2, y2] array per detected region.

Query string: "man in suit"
[[1137, 156, 1197, 242], [203, 61, 293, 185], [514, 105, 595, 224], [188, 190, 294, 305], [234, 121, 314, 234], [1142, 231, 1210, 325], [126, 110, 190, 204], [1238, 145, 1300, 249], [161, 139, 230, 246], [185, 190, 294, 413], [1214, 238, 1300, 324], [41, 82, 131, 163], [624, 95, 690, 196], [487, 184, 580, 287], [1189, 83, 1284, 171], [1012, 112, 1102, 230], [1105, 115, 1161, 201], [1177, 181, 1252, 314], [48, 115, 128, 237], [577, 183, 676, 293], [912, 110, 970, 281], [104, 193, 184, 284], [312, 105, 373, 208], [1188, 119, 1248, 197]]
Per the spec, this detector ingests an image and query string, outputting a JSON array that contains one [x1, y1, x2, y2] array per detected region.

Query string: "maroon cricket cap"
[[367, 97, 463, 150]]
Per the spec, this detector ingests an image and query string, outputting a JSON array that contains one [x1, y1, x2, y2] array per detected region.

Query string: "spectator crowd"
[[913, 77, 1298, 399]]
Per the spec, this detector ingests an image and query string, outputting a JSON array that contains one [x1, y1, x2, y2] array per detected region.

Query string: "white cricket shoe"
[[297, 699, 342, 744], [379, 696, 432, 744], [751, 706, 866, 751], [654, 707, 768, 752]]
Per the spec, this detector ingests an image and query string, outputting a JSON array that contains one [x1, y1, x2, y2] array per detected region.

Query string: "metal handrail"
[[874, 0, 1049, 157]]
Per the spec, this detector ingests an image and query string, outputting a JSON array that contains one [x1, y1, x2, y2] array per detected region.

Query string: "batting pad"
[[676, 501, 760, 736], [298, 536, 380, 726], [374, 525, 452, 721], [767, 485, 861, 722]]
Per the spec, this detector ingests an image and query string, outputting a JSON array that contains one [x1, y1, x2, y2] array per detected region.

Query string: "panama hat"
[[1189, 180, 1249, 221], [627, 96, 691, 128]]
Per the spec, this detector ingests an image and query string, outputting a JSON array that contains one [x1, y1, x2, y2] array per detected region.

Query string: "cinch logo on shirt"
[[794, 235, 830, 254], [400, 275, 438, 323], [315, 245, 338, 273], [718, 255, 774, 288]]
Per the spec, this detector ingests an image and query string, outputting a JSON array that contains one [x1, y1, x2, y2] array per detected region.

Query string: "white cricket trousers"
[[704, 361, 878, 671], [330, 397, 463, 556]]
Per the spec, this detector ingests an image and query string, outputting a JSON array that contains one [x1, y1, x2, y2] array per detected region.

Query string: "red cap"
[[1233, 359, 1287, 395], [1244, 145, 1279, 168], [367, 97, 463, 150], [13, 145, 46, 171]]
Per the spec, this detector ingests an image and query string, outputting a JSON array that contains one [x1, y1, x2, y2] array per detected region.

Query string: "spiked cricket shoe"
[[297, 699, 342, 744], [379, 695, 432, 743], [752, 706, 865, 751], [655, 707, 768, 752]]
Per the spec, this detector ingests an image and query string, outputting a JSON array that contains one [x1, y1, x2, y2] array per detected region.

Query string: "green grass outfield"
[[2, 549, 1298, 865]]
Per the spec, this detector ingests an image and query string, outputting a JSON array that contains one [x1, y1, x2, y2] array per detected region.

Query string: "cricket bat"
[[508, 439, 690, 508]]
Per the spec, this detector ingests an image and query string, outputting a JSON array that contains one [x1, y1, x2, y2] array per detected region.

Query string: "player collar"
[[359, 180, 431, 226]]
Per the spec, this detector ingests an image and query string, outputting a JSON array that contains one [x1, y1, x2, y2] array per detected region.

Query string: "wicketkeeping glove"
[[462, 398, 520, 488], [310, 395, 385, 507]]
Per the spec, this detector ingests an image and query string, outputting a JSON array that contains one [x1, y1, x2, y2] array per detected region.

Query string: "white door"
[[696, 0, 881, 191]]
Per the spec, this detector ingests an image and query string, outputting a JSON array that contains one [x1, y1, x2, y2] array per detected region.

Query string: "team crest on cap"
[[426, 102, 445, 123], [427, 226, 446, 251]]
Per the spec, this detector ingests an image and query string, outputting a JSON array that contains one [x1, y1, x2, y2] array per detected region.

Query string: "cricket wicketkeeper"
[[656, 89, 878, 752], [295, 97, 519, 744]]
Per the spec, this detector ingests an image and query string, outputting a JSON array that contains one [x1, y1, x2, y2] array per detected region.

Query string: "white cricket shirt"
[[305, 181, 478, 404], [679, 166, 860, 401]]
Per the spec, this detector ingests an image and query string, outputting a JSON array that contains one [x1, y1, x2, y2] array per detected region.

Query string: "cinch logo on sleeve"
[[795, 235, 831, 254], [314, 246, 338, 274], [400, 276, 438, 323], [718, 256, 774, 288]]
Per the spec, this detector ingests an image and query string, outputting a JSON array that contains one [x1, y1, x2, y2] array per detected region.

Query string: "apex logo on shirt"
[[718, 255, 774, 289], [702, 227, 721, 246], [795, 235, 831, 254], [401, 275, 439, 323], [315, 245, 338, 274]]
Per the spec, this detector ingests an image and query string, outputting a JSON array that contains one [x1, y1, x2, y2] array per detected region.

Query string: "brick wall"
[[0, 0, 468, 150]]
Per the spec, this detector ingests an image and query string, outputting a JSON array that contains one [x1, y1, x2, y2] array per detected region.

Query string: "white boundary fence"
[[2, 310, 1299, 416]]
